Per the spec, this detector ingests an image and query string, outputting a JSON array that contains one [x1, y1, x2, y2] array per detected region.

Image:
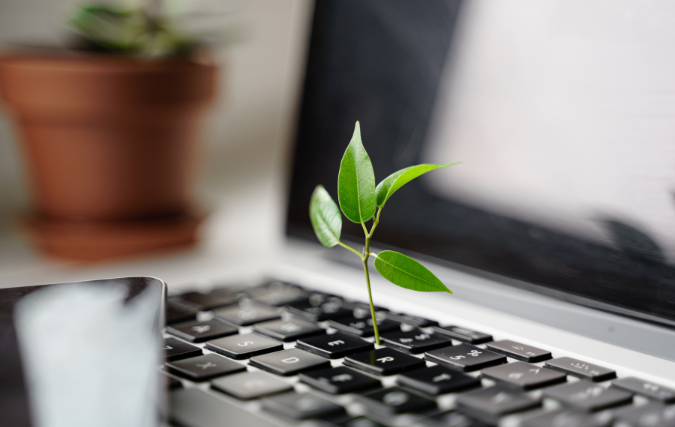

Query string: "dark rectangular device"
[[0, 277, 165, 427]]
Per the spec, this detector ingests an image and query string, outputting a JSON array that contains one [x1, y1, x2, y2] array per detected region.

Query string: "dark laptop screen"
[[286, 0, 675, 327]]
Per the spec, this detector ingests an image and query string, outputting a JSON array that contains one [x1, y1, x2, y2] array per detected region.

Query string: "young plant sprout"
[[309, 121, 458, 345]]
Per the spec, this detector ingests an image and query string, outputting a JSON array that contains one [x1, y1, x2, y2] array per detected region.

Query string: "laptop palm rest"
[[170, 388, 278, 427]]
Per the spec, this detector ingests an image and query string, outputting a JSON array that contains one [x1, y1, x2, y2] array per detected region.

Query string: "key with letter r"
[[344, 348, 425, 376]]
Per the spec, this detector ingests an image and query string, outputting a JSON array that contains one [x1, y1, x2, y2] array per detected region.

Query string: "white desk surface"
[[0, 168, 285, 292]]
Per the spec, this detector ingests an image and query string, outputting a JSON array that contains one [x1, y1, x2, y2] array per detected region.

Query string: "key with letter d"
[[249, 348, 330, 376]]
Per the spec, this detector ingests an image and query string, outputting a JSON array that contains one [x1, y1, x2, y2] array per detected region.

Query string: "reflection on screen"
[[424, 0, 675, 264]]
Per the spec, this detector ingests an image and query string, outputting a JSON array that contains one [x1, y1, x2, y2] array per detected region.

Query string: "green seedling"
[[309, 121, 459, 345]]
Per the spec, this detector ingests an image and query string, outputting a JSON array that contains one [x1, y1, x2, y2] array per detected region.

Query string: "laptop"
[[4, 1, 675, 426], [170, 0, 675, 425]]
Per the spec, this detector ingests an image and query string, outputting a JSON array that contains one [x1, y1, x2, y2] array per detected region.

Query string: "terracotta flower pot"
[[0, 53, 217, 259]]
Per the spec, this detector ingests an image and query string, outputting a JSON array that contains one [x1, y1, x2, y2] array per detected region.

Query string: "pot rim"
[[0, 51, 216, 74]]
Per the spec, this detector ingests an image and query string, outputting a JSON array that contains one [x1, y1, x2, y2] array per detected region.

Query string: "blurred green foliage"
[[69, 3, 242, 58]]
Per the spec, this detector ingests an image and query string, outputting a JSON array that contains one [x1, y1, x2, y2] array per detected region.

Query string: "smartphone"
[[0, 276, 166, 427]]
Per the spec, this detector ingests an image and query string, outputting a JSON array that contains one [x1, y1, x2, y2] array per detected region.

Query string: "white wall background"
[[0, 0, 312, 242], [0, 0, 313, 281]]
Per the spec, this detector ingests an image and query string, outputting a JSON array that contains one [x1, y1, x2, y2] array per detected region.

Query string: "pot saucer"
[[20, 211, 206, 261]]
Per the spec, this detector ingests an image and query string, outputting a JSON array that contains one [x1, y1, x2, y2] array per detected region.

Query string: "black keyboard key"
[[336, 417, 387, 427], [352, 306, 392, 321], [249, 348, 330, 376], [481, 361, 566, 390], [253, 318, 323, 342], [211, 371, 292, 400], [213, 303, 281, 326], [205, 333, 282, 360], [355, 387, 437, 415], [287, 299, 353, 321], [166, 319, 238, 343], [385, 312, 439, 328], [397, 365, 480, 395], [166, 353, 245, 381], [432, 326, 492, 344], [612, 377, 675, 403], [296, 332, 374, 359], [343, 348, 425, 376], [414, 410, 490, 427], [424, 344, 506, 372], [166, 303, 196, 324], [486, 340, 552, 363], [248, 282, 309, 307], [299, 366, 381, 394], [329, 315, 400, 338], [521, 409, 610, 427], [381, 330, 451, 354], [261, 392, 345, 420], [543, 380, 633, 412], [294, 290, 340, 302], [545, 357, 616, 382], [341, 300, 387, 313], [614, 402, 675, 427], [164, 337, 202, 361], [456, 386, 542, 419], [168, 291, 238, 311]]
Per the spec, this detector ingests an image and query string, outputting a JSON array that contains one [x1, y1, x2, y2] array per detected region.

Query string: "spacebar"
[[170, 388, 279, 427]]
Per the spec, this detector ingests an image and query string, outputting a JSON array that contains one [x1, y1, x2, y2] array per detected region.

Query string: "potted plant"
[[0, 2, 237, 260]]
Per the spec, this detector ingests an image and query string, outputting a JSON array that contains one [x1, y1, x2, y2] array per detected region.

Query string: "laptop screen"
[[286, 0, 675, 327]]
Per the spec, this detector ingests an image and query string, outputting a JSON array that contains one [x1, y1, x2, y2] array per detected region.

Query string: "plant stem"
[[338, 241, 362, 257], [362, 213, 381, 345], [362, 255, 380, 345], [369, 207, 383, 237]]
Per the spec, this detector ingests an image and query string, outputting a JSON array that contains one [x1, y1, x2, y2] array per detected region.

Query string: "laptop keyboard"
[[162, 280, 675, 427]]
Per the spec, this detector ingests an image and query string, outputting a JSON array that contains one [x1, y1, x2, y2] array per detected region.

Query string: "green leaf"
[[374, 250, 453, 294], [338, 122, 377, 223], [376, 163, 460, 208], [309, 185, 342, 247]]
